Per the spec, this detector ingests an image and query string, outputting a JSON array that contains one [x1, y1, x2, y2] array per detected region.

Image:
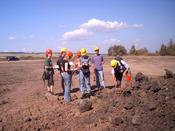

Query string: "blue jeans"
[[94, 69, 105, 88], [79, 70, 91, 94], [76, 71, 81, 90], [62, 72, 72, 102]]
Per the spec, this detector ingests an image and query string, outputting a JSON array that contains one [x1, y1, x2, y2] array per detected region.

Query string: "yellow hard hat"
[[94, 47, 99, 51], [81, 48, 86, 56], [61, 48, 67, 52], [110, 60, 118, 68]]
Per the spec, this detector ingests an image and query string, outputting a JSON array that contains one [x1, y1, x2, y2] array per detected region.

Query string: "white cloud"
[[8, 36, 16, 40], [80, 18, 143, 31], [132, 24, 144, 28], [103, 38, 121, 45], [62, 18, 143, 41], [29, 34, 34, 39], [62, 28, 92, 40], [3, 50, 9, 52], [22, 48, 27, 52]]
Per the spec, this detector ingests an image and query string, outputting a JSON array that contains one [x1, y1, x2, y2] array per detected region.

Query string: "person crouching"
[[110, 59, 129, 89]]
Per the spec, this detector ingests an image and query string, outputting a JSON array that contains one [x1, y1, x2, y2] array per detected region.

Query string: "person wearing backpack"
[[79, 48, 91, 98], [91, 47, 105, 90], [43, 49, 54, 94], [115, 56, 132, 87], [110, 58, 129, 89], [115, 56, 128, 74], [60, 51, 74, 102], [57, 48, 67, 93]]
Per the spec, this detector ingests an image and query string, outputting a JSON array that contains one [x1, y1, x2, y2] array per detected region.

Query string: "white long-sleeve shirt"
[[111, 60, 129, 74]]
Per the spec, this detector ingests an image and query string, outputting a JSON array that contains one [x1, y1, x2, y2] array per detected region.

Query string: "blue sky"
[[0, 0, 175, 53]]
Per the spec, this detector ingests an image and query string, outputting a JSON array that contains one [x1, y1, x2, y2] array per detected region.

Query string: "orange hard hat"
[[67, 51, 73, 59], [76, 51, 81, 57], [46, 49, 52, 56]]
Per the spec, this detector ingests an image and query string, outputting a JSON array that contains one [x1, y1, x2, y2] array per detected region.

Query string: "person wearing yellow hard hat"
[[61, 47, 67, 52], [57, 47, 68, 93], [115, 56, 131, 88], [81, 48, 86, 56], [110, 57, 129, 88], [91, 47, 105, 90], [79, 48, 91, 98], [43, 49, 54, 94]]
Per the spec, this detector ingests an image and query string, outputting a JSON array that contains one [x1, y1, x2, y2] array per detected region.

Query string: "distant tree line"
[[108, 45, 149, 56], [108, 39, 175, 56], [158, 39, 175, 56]]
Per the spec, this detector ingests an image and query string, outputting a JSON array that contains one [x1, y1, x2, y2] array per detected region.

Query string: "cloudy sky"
[[0, 0, 175, 53]]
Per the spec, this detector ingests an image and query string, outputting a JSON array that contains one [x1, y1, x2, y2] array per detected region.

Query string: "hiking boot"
[[51, 92, 55, 95], [80, 93, 86, 99], [99, 87, 104, 90], [86, 92, 91, 98]]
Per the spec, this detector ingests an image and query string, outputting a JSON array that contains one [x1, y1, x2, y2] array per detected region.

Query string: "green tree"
[[108, 46, 113, 56], [159, 44, 167, 56], [166, 39, 175, 56], [108, 45, 127, 56], [135, 48, 148, 55], [129, 45, 136, 55]]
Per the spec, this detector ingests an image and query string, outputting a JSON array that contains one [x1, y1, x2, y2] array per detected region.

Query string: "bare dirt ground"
[[0, 56, 175, 131]]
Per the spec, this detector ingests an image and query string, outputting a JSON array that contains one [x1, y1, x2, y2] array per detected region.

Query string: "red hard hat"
[[46, 49, 52, 56], [67, 51, 73, 58], [76, 51, 81, 57]]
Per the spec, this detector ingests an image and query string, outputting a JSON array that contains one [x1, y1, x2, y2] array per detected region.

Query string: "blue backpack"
[[80, 55, 90, 74], [115, 57, 126, 73]]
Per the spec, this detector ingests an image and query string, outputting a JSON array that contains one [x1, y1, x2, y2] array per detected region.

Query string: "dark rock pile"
[[74, 70, 175, 130]]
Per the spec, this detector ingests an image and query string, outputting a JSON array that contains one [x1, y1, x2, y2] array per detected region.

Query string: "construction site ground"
[[0, 56, 175, 131]]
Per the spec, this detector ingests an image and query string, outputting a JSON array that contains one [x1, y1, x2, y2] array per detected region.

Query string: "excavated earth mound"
[[0, 70, 175, 131]]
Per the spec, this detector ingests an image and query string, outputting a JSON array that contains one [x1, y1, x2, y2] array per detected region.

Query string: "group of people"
[[43, 47, 131, 102]]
